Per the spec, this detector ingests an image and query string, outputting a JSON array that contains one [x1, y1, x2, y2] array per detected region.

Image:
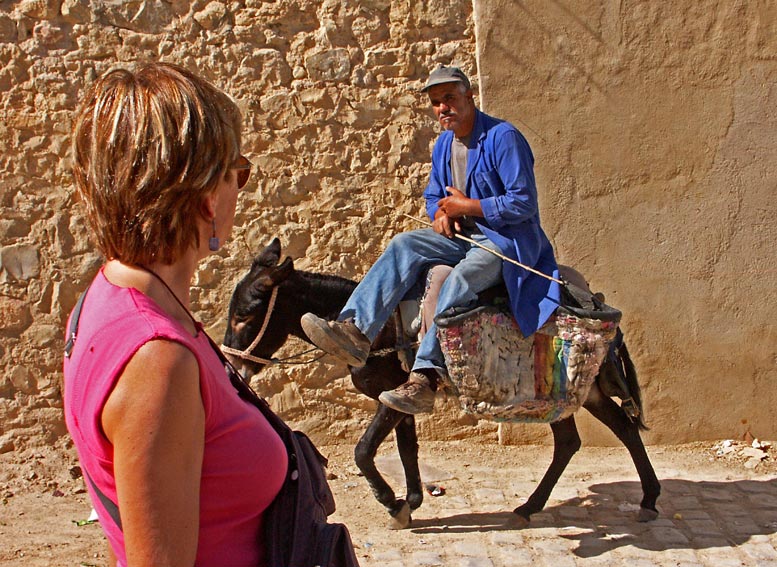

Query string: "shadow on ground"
[[407, 477, 777, 558]]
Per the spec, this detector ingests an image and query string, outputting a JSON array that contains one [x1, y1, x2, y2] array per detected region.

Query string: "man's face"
[[428, 82, 476, 138]]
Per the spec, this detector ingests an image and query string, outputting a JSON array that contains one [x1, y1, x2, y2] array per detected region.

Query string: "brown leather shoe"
[[378, 371, 436, 414], [300, 313, 370, 367]]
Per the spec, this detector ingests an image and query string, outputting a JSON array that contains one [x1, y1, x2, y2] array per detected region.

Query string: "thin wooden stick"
[[402, 213, 565, 285]]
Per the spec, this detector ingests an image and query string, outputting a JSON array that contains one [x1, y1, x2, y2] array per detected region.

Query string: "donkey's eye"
[[246, 298, 266, 314], [233, 313, 254, 324]]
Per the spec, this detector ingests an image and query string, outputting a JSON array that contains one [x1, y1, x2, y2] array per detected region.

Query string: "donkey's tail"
[[618, 337, 648, 430], [599, 328, 648, 430]]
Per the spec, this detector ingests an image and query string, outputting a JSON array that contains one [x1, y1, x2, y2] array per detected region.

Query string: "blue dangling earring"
[[209, 219, 220, 251]]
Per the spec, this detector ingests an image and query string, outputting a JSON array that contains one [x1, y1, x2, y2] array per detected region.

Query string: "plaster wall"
[[474, 0, 777, 445]]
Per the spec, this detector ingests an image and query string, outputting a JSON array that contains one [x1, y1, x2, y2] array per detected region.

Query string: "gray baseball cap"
[[420, 66, 471, 92]]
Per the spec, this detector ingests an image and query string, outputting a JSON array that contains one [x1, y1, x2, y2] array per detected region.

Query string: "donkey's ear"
[[252, 237, 282, 268], [273, 256, 294, 282], [251, 256, 294, 291], [266, 256, 294, 285], [266, 237, 281, 256]]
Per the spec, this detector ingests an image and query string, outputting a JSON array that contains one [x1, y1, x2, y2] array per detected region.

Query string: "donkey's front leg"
[[513, 416, 581, 525], [354, 403, 412, 528], [394, 413, 423, 511]]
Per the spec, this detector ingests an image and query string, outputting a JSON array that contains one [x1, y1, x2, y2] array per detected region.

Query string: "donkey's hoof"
[[637, 507, 659, 522], [407, 492, 424, 511], [388, 500, 412, 530], [508, 510, 531, 529]]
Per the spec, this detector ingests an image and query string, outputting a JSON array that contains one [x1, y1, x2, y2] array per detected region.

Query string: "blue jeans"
[[339, 228, 503, 373]]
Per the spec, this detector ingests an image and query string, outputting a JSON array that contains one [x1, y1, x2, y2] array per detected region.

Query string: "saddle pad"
[[437, 306, 618, 423]]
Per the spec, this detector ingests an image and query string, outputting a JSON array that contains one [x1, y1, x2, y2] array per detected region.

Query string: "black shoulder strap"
[[84, 469, 123, 530], [202, 332, 292, 438], [64, 284, 91, 358], [63, 283, 124, 530]]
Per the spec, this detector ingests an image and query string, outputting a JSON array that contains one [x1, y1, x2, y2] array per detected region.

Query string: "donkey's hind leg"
[[354, 403, 414, 528], [513, 415, 581, 525], [583, 383, 660, 521]]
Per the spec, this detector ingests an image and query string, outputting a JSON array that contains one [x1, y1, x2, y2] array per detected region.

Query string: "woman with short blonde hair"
[[71, 62, 244, 265], [65, 62, 287, 567]]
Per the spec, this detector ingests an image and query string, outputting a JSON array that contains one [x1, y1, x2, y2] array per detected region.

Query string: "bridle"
[[220, 285, 278, 365], [220, 286, 325, 367]]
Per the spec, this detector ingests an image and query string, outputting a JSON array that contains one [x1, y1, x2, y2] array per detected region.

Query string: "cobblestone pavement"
[[2, 439, 777, 566], [325, 441, 777, 567]]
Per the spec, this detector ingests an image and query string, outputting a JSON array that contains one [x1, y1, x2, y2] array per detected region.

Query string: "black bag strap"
[[84, 469, 123, 530], [201, 332, 296, 444], [64, 284, 91, 358], [64, 283, 125, 531]]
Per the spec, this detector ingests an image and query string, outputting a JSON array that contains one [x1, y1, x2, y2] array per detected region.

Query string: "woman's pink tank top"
[[64, 270, 287, 566]]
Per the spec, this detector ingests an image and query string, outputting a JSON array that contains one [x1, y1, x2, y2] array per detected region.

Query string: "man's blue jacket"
[[423, 109, 561, 337]]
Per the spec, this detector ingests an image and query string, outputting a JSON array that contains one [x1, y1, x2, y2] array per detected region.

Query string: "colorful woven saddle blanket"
[[434, 283, 622, 423]]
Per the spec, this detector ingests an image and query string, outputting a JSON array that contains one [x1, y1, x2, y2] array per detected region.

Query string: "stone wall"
[[0, 0, 480, 453], [2, 0, 775, 457], [474, 0, 777, 445]]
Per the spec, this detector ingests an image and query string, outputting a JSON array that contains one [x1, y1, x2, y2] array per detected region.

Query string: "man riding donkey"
[[302, 65, 561, 414]]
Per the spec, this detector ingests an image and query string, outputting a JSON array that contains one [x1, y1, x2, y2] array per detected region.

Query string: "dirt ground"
[[1, 436, 776, 566]]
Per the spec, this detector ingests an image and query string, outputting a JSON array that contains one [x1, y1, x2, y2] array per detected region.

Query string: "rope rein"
[[220, 342, 328, 366]]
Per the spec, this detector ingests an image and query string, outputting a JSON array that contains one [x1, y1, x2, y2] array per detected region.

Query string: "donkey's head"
[[223, 238, 295, 376]]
